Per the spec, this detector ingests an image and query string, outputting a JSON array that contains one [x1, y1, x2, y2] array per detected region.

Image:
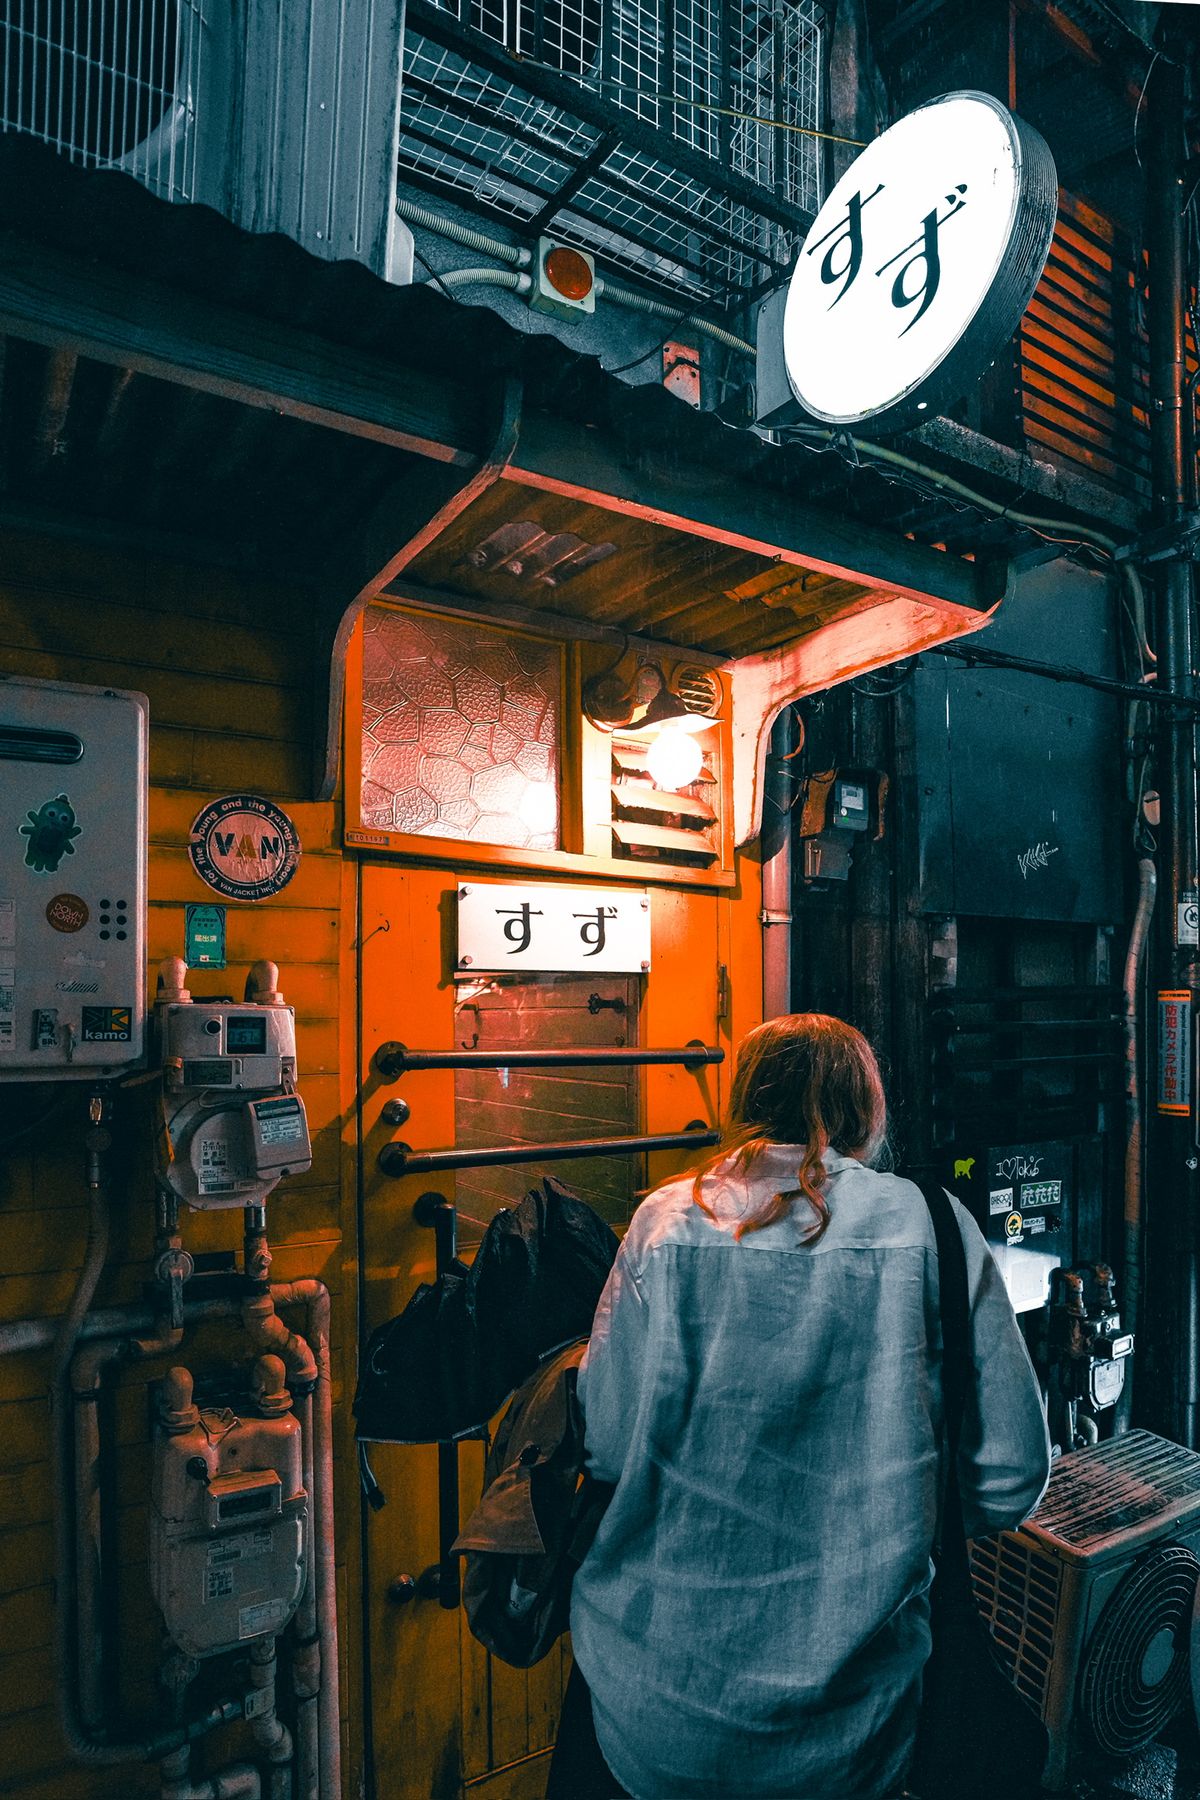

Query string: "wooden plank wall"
[[0, 530, 361, 1798]]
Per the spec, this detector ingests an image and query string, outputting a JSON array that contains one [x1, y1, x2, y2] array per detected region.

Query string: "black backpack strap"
[[910, 1176, 970, 1454]]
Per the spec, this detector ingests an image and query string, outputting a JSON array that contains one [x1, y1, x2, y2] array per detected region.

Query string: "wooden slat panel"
[[1020, 188, 1151, 499]]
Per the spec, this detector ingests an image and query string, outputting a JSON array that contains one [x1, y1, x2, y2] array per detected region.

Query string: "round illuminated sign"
[[783, 91, 1057, 434], [189, 795, 301, 903]]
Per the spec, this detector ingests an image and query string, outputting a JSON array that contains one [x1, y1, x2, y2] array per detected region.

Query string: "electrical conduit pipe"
[[1116, 855, 1157, 1432]]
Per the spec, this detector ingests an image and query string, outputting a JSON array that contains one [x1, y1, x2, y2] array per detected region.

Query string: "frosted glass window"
[[360, 606, 561, 850]]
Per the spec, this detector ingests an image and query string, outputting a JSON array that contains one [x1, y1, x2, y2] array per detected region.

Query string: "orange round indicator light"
[[543, 245, 593, 301]]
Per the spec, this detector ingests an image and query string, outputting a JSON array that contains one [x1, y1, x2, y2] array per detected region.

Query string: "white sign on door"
[[456, 882, 651, 974]]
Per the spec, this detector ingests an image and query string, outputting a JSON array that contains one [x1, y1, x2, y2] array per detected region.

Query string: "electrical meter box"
[[0, 677, 148, 1079], [150, 1385, 308, 1658], [947, 1138, 1069, 1313]]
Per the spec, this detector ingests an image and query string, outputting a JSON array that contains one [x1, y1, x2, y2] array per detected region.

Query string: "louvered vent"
[[969, 1532, 1060, 1717], [610, 731, 720, 866], [1019, 192, 1151, 500], [674, 667, 722, 719]]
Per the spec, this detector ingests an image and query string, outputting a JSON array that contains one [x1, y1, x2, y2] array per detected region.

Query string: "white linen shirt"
[[570, 1146, 1051, 1800]]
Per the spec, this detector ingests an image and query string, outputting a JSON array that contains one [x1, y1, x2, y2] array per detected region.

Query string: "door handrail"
[[379, 1126, 719, 1177], [374, 1040, 723, 1078]]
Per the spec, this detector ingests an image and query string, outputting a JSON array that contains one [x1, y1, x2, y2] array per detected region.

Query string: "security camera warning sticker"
[[188, 796, 301, 903]]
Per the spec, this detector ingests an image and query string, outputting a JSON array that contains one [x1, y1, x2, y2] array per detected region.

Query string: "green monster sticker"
[[20, 793, 81, 873]]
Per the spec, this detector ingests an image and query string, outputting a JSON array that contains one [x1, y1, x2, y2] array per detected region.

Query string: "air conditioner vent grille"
[[1079, 1542, 1198, 1756], [969, 1534, 1060, 1716], [1031, 1431, 1200, 1551]]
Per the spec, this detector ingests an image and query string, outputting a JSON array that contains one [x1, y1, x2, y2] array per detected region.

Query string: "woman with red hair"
[[558, 1013, 1049, 1799]]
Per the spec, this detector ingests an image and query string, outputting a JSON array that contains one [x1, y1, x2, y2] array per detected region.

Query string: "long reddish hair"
[[691, 1014, 887, 1242]]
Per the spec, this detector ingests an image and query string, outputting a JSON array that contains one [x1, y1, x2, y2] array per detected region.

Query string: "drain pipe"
[[1116, 854, 1157, 1433], [761, 708, 798, 1019], [272, 1279, 339, 1800], [1146, 25, 1200, 1447]]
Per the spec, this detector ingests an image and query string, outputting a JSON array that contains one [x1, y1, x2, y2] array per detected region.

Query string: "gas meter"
[[0, 676, 148, 1079], [150, 1361, 308, 1658], [157, 957, 311, 1210]]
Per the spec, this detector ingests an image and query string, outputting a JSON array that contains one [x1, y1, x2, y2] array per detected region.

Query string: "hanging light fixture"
[[645, 723, 705, 791]]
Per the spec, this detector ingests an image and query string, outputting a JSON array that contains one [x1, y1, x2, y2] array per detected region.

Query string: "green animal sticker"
[[20, 793, 81, 874]]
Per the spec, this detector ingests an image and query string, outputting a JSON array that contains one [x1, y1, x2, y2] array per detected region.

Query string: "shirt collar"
[[747, 1143, 865, 1178]]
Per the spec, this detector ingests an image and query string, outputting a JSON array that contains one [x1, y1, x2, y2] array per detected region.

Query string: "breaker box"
[[0, 678, 148, 1079]]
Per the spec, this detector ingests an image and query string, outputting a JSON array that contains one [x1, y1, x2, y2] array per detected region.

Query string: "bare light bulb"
[[646, 727, 703, 791]]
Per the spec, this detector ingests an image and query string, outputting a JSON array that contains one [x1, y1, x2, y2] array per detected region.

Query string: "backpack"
[[353, 1177, 619, 1444], [453, 1340, 613, 1667]]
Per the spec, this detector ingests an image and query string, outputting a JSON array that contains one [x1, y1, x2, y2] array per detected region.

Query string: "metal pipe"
[[73, 1323, 183, 1729], [161, 1764, 261, 1800], [242, 1212, 318, 1387], [375, 1041, 723, 1077], [1146, 28, 1200, 1447], [761, 708, 796, 1019], [271, 1280, 340, 1800], [0, 1294, 237, 1357], [381, 1127, 720, 1176], [246, 1638, 293, 1800], [1117, 856, 1157, 1434], [21, 1274, 336, 1780], [291, 1390, 320, 1800]]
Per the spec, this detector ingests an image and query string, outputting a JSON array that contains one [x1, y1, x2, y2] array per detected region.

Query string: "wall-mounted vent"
[[610, 731, 719, 866], [674, 666, 722, 718]]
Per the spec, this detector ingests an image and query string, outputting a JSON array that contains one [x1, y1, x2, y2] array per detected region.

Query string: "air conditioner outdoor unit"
[[1, 1, 413, 282], [970, 1430, 1200, 1792]]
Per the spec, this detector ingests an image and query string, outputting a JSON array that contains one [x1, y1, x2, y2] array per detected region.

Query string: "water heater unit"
[[0, 678, 148, 1080]]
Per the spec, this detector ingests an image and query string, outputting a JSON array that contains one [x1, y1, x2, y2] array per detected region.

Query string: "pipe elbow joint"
[[241, 1294, 318, 1387]]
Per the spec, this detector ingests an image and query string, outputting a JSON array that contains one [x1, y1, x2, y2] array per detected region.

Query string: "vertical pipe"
[[1146, 31, 1200, 1446], [1117, 856, 1157, 1432], [761, 707, 796, 1020], [430, 1204, 462, 1608]]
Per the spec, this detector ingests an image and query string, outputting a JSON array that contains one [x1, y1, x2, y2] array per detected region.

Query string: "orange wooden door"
[[357, 858, 738, 1799]]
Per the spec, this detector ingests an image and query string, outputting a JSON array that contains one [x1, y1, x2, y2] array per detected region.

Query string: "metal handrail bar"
[[375, 1041, 723, 1078], [379, 1127, 719, 1177]]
